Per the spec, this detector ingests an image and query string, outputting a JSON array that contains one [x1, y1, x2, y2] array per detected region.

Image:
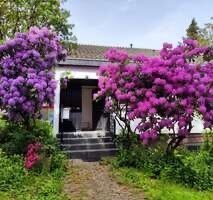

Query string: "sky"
[[63, 0, 213, 49]]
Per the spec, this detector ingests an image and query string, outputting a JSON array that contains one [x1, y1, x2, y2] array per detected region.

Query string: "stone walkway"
[[64, 160, 144, 200]]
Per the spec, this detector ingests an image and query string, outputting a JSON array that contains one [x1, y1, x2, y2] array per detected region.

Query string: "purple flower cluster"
[[96, 38, 213, 145], [0, 27, 66, 122]]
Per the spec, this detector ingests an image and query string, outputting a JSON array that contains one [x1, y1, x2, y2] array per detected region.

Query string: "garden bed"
[[112, 167, 213, 200], [0, 150, 68, 200]]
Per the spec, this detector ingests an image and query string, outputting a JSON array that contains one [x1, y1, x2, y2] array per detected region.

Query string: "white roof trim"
[[59, 58, 108, 67]]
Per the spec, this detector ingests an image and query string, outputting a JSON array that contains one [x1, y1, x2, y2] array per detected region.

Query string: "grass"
[[0, 172, 69, 200], [112, 167, 213, 200]]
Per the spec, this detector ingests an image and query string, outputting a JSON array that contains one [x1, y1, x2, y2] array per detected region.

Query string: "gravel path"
[[64, 160, 144, 200]]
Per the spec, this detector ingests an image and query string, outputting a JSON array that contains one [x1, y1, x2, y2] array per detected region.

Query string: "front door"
[[81, 87, 93, 130]]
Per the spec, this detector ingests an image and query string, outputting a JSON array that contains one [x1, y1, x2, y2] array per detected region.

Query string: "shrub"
[[0, 118, 67, 174], [180, 150, 213, 190], [51, 150, 67, 170], [202, 130, 213, 153], [0, 149, 68, 199], [0, 27, 66, 124], [116, 145, 145, 169], [115, 130, 139, 150], [0, 119, 58, 155], [0, 150, 26, 191], [115, 143, 213, 190], [96, 39, 213, 153], [24, 142, 42, 169], [160, 156, 198, 188]]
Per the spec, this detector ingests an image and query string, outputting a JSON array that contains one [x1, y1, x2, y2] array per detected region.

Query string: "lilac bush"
[[0, 27, 66, 125], [96, 39, 213, 152]]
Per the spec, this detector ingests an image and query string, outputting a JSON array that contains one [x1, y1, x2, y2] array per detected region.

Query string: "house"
[[49, 44, 203, 160], [52, 44, 159, 134], [47, 44, 158, 160]]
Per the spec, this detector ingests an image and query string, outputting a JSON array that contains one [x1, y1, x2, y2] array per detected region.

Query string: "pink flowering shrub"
[[96, 39, 213, 153], [24, 142, 42, 169]]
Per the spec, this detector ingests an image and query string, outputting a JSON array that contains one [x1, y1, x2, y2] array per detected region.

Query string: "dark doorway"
[[60, 85, 82, 132], [59, 79, 102, 132]]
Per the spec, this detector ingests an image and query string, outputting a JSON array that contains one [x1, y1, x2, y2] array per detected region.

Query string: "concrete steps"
[[61, 142, 115, 150], [57, 131, 117, 161], [58, 131, 112, 138], [66, 148, 118, 161], [59, 136, 114, 144]]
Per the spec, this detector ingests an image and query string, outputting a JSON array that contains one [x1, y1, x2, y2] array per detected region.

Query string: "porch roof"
[[59, 44, 159, 67]]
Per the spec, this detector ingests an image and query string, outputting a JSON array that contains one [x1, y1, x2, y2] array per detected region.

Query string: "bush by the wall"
[[0, 119, 58, 155], [115, 137, 213, 191], [202, 130, 213, 153], [0, 118, 67, 174]]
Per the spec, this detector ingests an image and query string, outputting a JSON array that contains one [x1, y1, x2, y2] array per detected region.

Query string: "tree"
[[95, 39, 213, 154], [0, 0, 75, 43], [200, 17, 213, 46], [199, 17, 213, 61], [0, 27, 66, 126], [186, 18, 200, 40]]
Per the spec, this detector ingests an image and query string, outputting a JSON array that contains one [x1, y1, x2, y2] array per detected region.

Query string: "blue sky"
[[63, 0, 213, 49]]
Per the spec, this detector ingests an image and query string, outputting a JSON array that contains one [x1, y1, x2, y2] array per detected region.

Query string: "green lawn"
[[112, 167, 213, 200], [0, 172, 68, 200]]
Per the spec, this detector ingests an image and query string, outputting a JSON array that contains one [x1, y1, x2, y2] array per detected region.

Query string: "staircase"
[[57, 131, 117, 161]]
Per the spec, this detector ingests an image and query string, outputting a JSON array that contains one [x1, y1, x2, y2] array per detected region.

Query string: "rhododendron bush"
[[24, 142, 42, 169], [96, 39, 213, 152], [0, 27, 66, 125]]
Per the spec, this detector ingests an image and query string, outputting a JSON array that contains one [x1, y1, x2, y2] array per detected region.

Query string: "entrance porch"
[[59, 79, 109, 133]]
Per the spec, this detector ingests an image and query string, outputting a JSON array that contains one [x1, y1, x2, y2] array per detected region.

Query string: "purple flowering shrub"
[[0, 27, 66, 124], [96, 39, 213, 153]]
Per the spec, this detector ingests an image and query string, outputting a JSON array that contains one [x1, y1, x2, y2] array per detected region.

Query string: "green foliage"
[[179, 150, 213, 190], [116, 144, 166, 177], [50, 150, 67, 175], [0, 0, 75, 42], [0, 119, 57, 155], [0, 115, 67, 199], [186, 18, 201, 40], [115, 130, 138, 150], [112, 167, 213, 200], [200, 17, 213, 46], [186, 17, 213, 49], [115, 138, 213, 190], [202, 130, 213, 153], [0, 150, 26, 191], [0, 118, 67, 175], [0, 116, 6, 133], [115, 133, 169, 176], [0, 148, 68, 199]]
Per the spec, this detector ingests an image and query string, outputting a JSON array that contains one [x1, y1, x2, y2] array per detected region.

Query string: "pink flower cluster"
[[96, 39, 213, 145], [104, 48, 128, 63], [24, 142, 42, 169]]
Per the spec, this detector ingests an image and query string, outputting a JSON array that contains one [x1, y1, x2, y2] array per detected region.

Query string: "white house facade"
[[45, 44, 204, 159], [51, 44, 203, 136]]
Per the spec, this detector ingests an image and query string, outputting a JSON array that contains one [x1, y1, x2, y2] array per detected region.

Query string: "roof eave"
[[58, 58, 108, 67]]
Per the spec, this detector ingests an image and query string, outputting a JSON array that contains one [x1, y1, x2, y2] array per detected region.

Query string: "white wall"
[[115, 116, 204, 135], [53, 66, 205, 136]]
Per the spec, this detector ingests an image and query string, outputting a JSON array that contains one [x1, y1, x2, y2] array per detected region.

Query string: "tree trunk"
[[166, 136, 185, 155]]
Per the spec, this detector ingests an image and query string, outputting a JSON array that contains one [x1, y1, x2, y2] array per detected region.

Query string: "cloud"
[[135, 3, 193, 49]]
